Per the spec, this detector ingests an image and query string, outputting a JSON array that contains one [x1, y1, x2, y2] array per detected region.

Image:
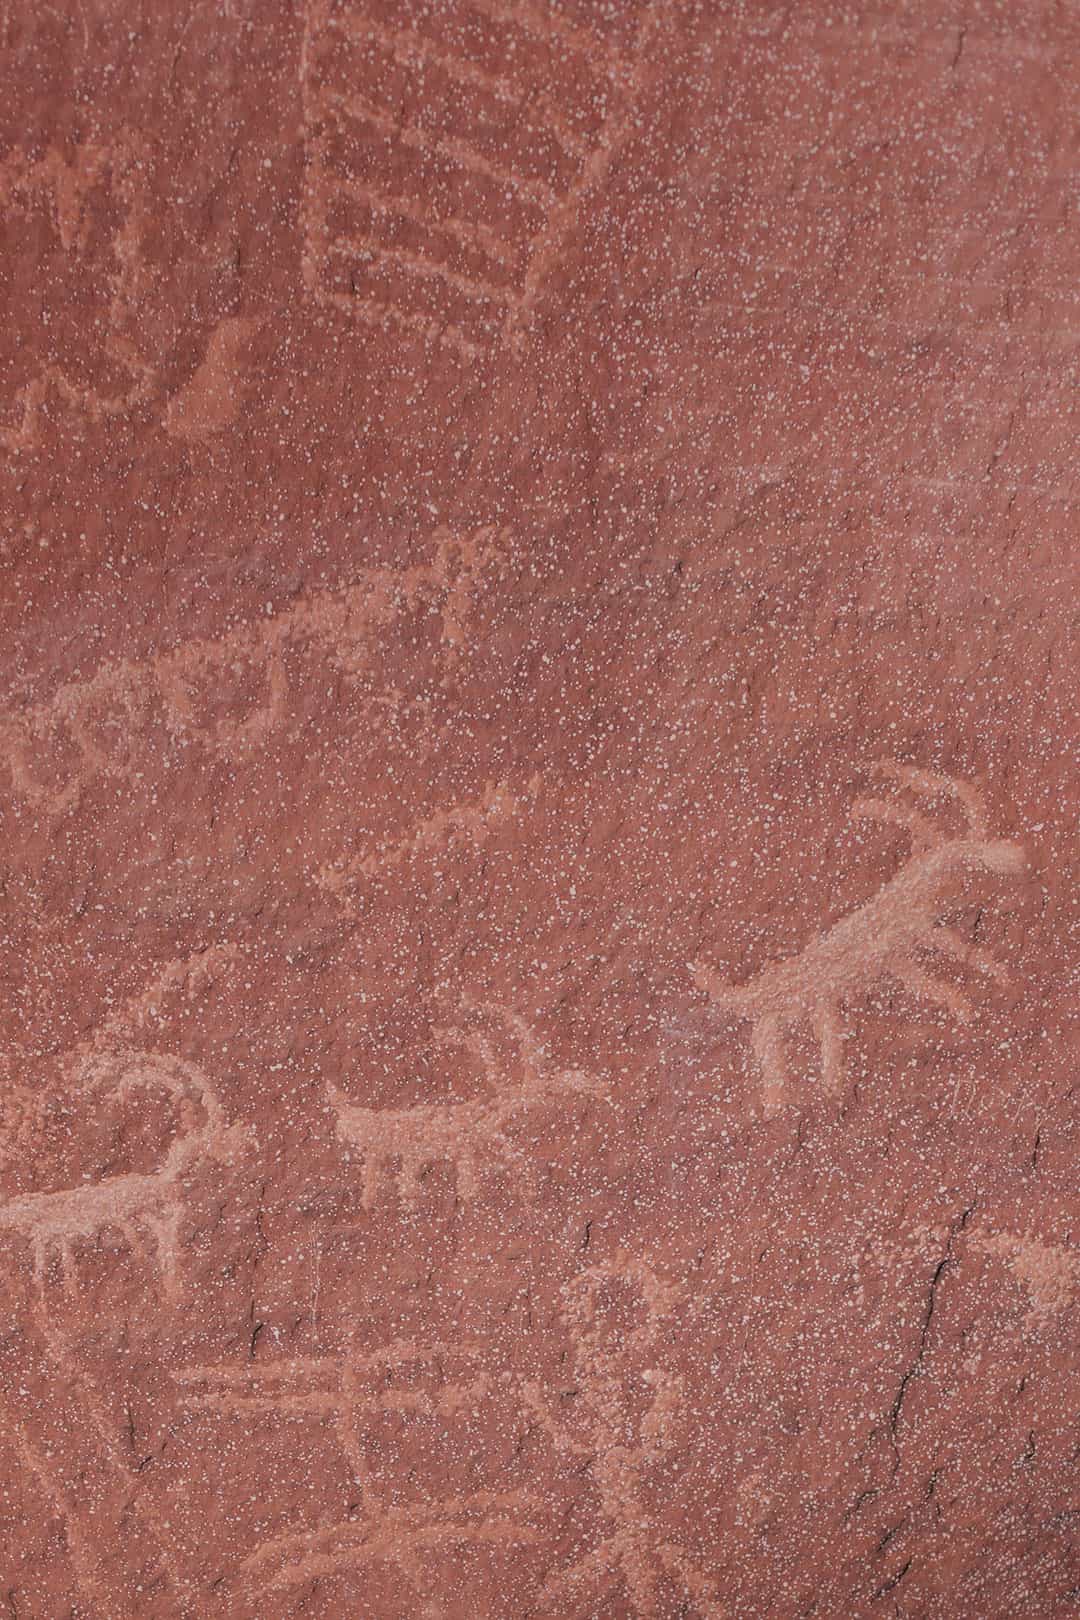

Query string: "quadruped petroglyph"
[[689, 765, 1026, 1113], [0, 1051, 246, 1298], [325, 999, 604, 1209], [529, 1256, 726, 1618], [299, 0, 661, 357], [0, 527, 505, 817], [174, 1340, 538, 1596]]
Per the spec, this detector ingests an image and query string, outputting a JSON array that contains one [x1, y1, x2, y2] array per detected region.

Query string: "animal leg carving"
[[814, 1004, 846, 1095], [893, 961, 972, 1024], [143, 1207, 183, 1300], [398, 1153, 426, 1207], [925, 924, 1010, 984], [359, 1156, 380, 1211], [60, 1238, 79, 1301], [750, 1016, 789, 1115]]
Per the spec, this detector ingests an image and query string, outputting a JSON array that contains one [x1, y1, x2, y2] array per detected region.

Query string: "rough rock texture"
[[0, 2, 1077, 1616]]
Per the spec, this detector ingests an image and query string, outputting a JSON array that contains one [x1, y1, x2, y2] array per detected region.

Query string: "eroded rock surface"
[[1, 2, 1077, 1616]]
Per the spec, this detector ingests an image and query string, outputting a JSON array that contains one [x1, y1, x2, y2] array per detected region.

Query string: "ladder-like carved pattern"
[[299, 0, 660, 357]]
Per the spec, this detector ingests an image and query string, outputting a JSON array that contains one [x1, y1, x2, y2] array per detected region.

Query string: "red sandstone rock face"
[[1, 2, 1078, 1616]]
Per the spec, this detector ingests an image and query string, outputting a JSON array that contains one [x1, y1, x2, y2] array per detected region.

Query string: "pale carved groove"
[[174, 1340, 537, 1595]]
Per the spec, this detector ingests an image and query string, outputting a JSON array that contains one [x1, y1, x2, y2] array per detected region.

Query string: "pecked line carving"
[[174, 1340, 537, 1596]]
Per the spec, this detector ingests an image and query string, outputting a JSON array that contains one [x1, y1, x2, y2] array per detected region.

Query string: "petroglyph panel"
[[299, 0, 659, 355], [3, 0, 1076, 1613]]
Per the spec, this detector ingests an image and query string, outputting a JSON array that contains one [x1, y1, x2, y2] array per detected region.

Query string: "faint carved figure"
[[83, 943, 241, 1050], [242, 1489, 538, 1595], [174, 1340, 537, 1595], [0, 135, 155, 450], [529, 1256, 725, 1618], [12, 1417, 185, 1616], [0, 529, 505, 817], [326, 1000, 603, 1208], [0, 1054, 246, 1297], [318, 769, 539, 892], [689, 765, 1026, 1113], [298, 0, 661, 357], [163, 317, 262, 441]]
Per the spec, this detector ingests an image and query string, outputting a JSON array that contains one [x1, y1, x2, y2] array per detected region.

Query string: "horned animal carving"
[[0, 1053, 246, 1296], [689, 765, 1026, 1113], [326, 1001, 602, 1208]]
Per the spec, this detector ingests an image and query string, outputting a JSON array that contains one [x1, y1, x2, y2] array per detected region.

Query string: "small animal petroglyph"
[[298, 0, 661, 357], [86, 943, 241, 1049], [689, 764, 1026, 1114], [530, 1256, 726, 1619], [325, 1001, 603, 1209], [174, 1340, 537, 1595], [0, 1054, 246, 1298]]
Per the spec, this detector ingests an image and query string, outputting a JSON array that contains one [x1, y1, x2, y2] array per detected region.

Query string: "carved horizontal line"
[[319, 86, 559, 211], [311, 282, 487, 360], [319, 174, 520, 270], [327, 232, 522, 309], [327, 8, 592, 163], [179, 1391, 340, 1414], [467, 0, 630, 78]]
